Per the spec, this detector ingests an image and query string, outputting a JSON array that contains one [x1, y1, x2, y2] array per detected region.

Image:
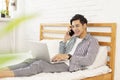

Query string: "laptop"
[[28, 42, 67, 63]]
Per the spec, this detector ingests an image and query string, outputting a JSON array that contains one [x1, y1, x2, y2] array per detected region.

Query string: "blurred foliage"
[[0, 55, 19, 67], [0, 14, 36, 38]]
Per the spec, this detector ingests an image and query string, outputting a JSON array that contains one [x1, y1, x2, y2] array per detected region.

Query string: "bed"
[[40, 23, 116, 80], [0, 23, 116, 80]]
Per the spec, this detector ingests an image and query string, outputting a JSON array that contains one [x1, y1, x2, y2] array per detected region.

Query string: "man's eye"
[[76, 25, 80, 27]]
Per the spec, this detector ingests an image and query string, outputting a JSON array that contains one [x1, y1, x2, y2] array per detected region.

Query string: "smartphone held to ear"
[[69, 29, 74, 36]]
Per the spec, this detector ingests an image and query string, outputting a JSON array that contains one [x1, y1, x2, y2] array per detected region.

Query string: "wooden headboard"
[[40, 23, 116, 80]]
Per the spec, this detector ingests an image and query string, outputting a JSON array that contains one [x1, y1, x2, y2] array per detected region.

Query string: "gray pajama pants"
[[8, 58, 69, 77]]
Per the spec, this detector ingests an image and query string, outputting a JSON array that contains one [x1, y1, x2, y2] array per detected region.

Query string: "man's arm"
[[59, 41, 66, 54], [59, 30, 71, 54]]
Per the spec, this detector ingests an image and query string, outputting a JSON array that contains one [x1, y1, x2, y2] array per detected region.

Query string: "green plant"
[[0, 10, 8, 17], [0, 10, 7, 15]]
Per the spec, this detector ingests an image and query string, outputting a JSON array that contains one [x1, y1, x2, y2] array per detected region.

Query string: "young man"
[[0, 14, 99, 78]]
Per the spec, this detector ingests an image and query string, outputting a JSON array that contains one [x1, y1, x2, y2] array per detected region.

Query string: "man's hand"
[[63, 28, 71, 42], [52, 54, 69, 62]]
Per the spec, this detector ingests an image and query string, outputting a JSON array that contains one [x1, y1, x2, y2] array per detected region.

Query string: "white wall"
[[18, 0, 120, 79]]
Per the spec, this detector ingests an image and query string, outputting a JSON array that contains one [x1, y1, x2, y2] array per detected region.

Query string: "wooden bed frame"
[[40, 23, 116, 80]]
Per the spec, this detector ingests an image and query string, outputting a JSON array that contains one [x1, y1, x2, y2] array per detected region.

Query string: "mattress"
[[0, 66, 111, 80]]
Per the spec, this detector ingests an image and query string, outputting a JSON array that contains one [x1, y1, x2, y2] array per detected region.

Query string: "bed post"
[[40, 24, 43, 40], [111, 23, 116, 80]]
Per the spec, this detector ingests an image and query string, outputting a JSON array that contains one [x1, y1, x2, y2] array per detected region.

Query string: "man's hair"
[[70, 14, 88, 25]]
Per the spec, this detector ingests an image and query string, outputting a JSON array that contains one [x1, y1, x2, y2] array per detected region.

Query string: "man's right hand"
[[52, 54, 69, 62], [63, 29, 71, 42]]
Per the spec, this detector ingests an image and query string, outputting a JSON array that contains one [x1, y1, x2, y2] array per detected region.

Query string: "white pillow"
[[40, 40, 61, 59], [87, 46, 108, 69]]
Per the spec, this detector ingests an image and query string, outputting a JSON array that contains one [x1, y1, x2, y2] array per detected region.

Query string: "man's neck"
[[79, 31, 87, 39]]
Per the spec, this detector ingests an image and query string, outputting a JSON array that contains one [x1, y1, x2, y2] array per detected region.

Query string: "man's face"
[[71, 20, 87, 37]]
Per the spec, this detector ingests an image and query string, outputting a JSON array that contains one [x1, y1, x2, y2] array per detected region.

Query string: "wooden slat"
[[87, 23, 116, 27], [107, 61, 110, 66], [99, 42, 111, 46], [41, 23, 70, 27], [107, 64, 110, 67], [42, 30, 66, 34], [43, 30, 112, 36], [107, 62, 111, 67], [89, 32, 112, 36], [108, 52, 111, 56], [41, 23, 116, 27]]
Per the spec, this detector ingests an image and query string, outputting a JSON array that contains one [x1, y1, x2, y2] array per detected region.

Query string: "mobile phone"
[[69, 29, 74, 36]]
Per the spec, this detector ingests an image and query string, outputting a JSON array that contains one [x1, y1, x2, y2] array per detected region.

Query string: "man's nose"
[[74, 26, 78, 30]]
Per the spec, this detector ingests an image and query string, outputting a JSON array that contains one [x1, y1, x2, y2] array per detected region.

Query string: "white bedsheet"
[[0, 66, 111, 80]]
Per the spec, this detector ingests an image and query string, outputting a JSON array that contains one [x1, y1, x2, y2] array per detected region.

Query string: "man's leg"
[[0, 58, 35, 71], [0, 67, 10, 71], [12, 60, 44, 77], [0, 60, 45, 78], [0, 61, 30, 72], [0, 69, 14, 78], [8, 58, 36, 70], [8, 62, 29, 70], [0, 60, 69, 78], [0, 58, 35, 78], [40, 60, 69, 73], [0, 59, 35, 78], [12, 60, 69, 77]]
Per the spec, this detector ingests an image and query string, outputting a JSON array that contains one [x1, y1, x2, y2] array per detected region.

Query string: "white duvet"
[[0, 66, 111, 80]]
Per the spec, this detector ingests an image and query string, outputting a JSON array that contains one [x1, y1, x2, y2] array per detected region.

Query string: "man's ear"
[[83, 24, 87, 30]]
